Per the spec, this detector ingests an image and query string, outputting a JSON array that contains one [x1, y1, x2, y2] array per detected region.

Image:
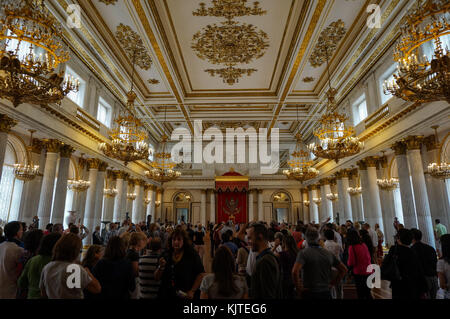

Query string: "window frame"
[[65, 66, 86, 108], [352, 94, 368, 126], [97, 96, 112, 128]]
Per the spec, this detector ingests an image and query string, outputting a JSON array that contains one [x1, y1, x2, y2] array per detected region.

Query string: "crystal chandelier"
[[127, 192, 137, 201], [326, 193, 338, 202], [146, 135, 181, 183], [67, 179, 90, 192], [99, 52, 149, 165], [383, 0, 450, 104], [13, 129, 40, 181], [427, 125, 450, 179], [313, 197, 322, 206], [376, 153, 399, 190], [303, 200, 310, 207], [347, 186, 362, 196], [283, 133, 319, 182], [308, 45, 363, 163], [144, 197, 151, 205], [103, 188, 118, 197], [0, 0, 78, 107], [145, 105, 180, 183]]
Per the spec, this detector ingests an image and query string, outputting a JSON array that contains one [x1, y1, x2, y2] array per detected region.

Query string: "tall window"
[[353, 94, 368, 125], [0, 143, 23, 223], [65, 66, 86, 108], [97, 97, 112, 127]]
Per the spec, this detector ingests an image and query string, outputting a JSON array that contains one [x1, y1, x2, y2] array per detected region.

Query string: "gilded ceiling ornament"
[[309, 20, 346, 68], [302, 77, 315, 83], [191, 0, 269, 85], [193, 0, 266, 20], [147, 78, 160, 85], [99, 0, 118, 5], [115, 23, 152, 70]]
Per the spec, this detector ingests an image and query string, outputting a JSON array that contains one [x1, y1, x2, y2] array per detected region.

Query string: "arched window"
[[272, 191, 291, 223], [0, 135, 26, 223]]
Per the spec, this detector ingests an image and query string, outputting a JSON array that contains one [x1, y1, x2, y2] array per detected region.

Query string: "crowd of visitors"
[[0, 215, 448, 299]]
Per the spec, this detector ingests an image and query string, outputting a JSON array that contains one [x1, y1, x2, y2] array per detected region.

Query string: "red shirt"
[[293, 231, 302, 244], [347, 243, 372, 275]]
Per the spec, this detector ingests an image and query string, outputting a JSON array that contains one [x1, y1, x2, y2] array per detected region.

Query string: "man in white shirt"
[[0, 222, 24, 298]]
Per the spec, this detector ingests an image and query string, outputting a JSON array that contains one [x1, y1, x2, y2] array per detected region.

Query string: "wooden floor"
[[201, 233, 392, 299]]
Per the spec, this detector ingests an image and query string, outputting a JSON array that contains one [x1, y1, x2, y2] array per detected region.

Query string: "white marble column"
[[301, 189, 309, 223], [103, 193, 115, 222], [364, 157, 384, 234], [132, 181, 144, 224], [336, 170, 353, 222], [405, 136, 435, 248], [308, 185, 319, 224], [37, 140, 61, 229], [357, 161, 371, 223], [125, 179, 135, 218], [248, 189, 254, 222], [51, 145, 74, 224], [200, 190, 206, 225], [76, 158, 89, 223], [319, 179, 333, 222], [93, 163, 107, 229], [20, 142, 46, 225], [147, 186, 156, 222], [113, 171, 127, 222], [424, 136, 450, 228], [210, 189, 216, 224], [257, 189, 263, 221], [83, 159, 101, 240], [391, 141, 417, 228], [155, 189, 162, 222], [0, 114, 17, 181]]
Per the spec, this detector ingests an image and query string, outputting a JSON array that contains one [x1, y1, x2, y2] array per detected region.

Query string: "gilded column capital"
[[59, 144, 75, 158], [257, 189, 263, 194], [144, 184, 153, 192], [87, 158, 102, 170], [106, 169, 115, 180], [356, 159, 367, 170], [300, 188, 308, 194], [377, 156, 388, 168], [78, 156, 88, 169], [404, 135, 424, 150], [98, 161, 108, 172], [348, 168, 358, 178], [31, 138, 45, 154], [128, 178, 136, 187], [335, 169, 349, 179], [319, 178, 330, 186], [44, 139, 62, 153], [136, 179, 146, 187], [329, 177, 337, 185], [115, 170, 129, 180], [391, 141, 407, 155], [423, 135, 438, 151], [0, 114, 17, 133], [364, 156, 379, 168]]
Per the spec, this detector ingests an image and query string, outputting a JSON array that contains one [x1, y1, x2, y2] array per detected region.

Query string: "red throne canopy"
[[215, 170, 248, 224]]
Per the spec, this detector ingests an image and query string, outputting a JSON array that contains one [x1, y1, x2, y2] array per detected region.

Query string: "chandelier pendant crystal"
[[14, 129, 40, 181], [347, 186, 362, 196], [127, 192, 137, 201], [383, 0, 450, 103], [283, 133, 319, 182], [326, 193, 338, 202], [0, 0, 79, 107]]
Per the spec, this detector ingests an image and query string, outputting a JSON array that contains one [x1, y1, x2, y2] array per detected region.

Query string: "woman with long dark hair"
[[347, 229, 373, 299], [155, 227, 205, 299], [278, 235, 298, 299], [200, 246, 248, 299], [92, 236, 135, 299]]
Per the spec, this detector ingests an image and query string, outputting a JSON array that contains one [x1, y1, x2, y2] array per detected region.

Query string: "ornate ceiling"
[[49, 0, 409, 149]]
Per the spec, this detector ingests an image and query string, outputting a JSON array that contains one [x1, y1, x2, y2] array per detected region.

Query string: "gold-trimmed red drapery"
[[215, 170, 248, 223]]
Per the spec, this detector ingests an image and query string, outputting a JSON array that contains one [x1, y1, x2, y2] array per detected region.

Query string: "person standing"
[[411, 228, 438, 299], [249, 223, 282, 299], [292, 227, 347, 300], [139, 238, 162, 299], [0, 222, 24, 298], [435, 219, 448, 255], [278, 235, 298, 299], [193, 223, 206, 262], [437, 234, 450, 299], [346, 229, 373, 299]]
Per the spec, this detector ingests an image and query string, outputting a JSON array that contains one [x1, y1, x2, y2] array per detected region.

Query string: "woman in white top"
[[40, 233, 101, 299]]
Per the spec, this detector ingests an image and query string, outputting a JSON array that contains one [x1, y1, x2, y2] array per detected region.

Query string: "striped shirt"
[[138, 252, 160, 299]]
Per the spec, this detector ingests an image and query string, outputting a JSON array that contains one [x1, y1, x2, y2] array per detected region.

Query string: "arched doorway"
[[272, 191, 291, 223], [173, 192, 192, 223]]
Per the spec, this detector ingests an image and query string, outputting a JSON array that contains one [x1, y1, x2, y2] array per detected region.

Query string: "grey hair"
[[305, 227, 320, 245]]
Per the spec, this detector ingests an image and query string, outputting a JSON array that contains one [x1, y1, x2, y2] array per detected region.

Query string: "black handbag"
[[381, 245, 402, 281]]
